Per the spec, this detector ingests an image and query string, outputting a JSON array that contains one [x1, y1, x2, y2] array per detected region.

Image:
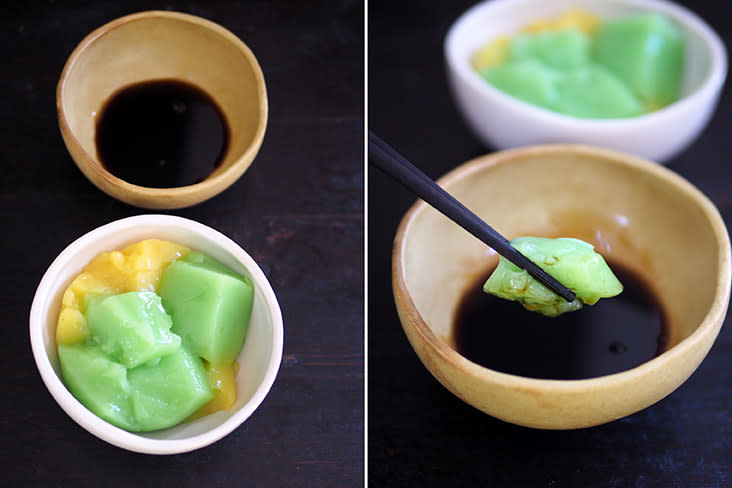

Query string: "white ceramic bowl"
[[445, 0, 727, 162], [29, 215, 283, 454]]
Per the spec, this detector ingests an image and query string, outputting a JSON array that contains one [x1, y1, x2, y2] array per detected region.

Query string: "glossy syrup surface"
[[453, 259, 667, 380], [96, 79, 229, 188]]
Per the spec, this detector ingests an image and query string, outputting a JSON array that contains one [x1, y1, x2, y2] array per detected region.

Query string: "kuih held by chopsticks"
[[368, 131, 576, 303]]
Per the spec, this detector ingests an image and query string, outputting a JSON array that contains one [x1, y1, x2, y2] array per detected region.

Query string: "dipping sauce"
[[453, 259, 666, 380], [95, 79, 229, 188]]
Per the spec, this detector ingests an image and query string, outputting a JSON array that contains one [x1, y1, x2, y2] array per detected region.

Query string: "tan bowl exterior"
[[393, 144, 731, 429], [57, 11, 268, 209]]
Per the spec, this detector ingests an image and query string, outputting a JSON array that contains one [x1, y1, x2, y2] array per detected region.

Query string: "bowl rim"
[[444, 0, 728, 129], [392, 144, 731, 393], [56, 10, 268, 208], [29, 214, 284, 454]]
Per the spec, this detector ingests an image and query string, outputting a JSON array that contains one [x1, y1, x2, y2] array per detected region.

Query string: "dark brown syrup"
[[95, 79, 229, 188], [453, 259, 667, 380]]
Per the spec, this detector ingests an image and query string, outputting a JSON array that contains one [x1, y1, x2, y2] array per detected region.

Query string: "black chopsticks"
[[369, 131, 576, 303]]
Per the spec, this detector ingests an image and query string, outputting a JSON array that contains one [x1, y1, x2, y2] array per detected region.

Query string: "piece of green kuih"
[[554, 64, 644, 118], [128, 343, 213, 431], [483, 237, 623, 317], [58, 343, 136, 431], [159, 252, 254, 364], [593, 13, 684, 108], [480, 59, 561, 110], [509, 28, 590, 70], [480, 59, 643, 119], [85, 291, 181, 369], [59, 342, 212, 432]]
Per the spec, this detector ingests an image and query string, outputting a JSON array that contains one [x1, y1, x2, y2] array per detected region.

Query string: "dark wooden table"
[[369, 1, 732, 486], [1, 1, 363, 486]]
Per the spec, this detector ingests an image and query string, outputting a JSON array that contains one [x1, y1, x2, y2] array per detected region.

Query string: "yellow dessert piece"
[[187, 361, 240, 420], [85, 239, 191, 293], [471, 36, 510, 71], [56, 308, 90, 345]]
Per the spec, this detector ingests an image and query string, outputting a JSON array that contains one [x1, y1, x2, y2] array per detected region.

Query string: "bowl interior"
[[448, 0, 715, 100], [59, 12, 266, 182], [31, 216, 281, 451], [400, 146, 720, 355]]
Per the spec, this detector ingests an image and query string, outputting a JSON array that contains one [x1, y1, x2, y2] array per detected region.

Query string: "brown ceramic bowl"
[[57, 11, 267, 209], [392, 144, 731, 429]]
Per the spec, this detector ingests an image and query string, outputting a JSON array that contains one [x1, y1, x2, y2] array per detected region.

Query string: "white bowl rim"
[[393, 144, 732, 392], [29, 214, 284, 454], [445, 0, 728, 129]]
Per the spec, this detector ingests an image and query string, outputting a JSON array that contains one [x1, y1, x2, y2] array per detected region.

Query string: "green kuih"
[[85, 291, 181, 368], [593, 13, 684, 108], [159, 252, 254, 364], [483, 237, 623, 317], [59, 342, 212, 432], [128, 344, 213, 431], [554, 64, 644, 118], [509, 28, 591, 70], [479, 59, 561, 110], [58, 343, 137, 431]]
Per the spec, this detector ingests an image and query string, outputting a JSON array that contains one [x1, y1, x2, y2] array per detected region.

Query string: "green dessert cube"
[[593, 13, 684, 108], [484, 237, 623, 317], [509, 28, 591, 70], [58, 343, 136, 431], [159, 256, 254, 364], [182, 251, 245, 280], [85, 291, 181, 368], [128, 344, 213, 431], [554, 65, 644, 118], [479, 60, 560, 110]]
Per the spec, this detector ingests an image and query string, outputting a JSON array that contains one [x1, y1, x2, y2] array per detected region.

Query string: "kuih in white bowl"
[[445, 0, 727, 162], [29, 215, 283, 454]]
